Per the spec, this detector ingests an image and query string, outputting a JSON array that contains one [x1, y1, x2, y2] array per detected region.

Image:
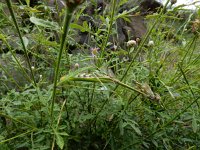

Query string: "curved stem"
[[5, 0, 36, 86]]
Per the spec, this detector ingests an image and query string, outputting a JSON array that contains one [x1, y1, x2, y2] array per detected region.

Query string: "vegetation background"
[[0, 0, 200, 149]]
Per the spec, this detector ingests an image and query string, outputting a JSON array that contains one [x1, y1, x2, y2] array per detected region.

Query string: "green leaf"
[[70, 23, 86, 32], [122, 119, 142, 136], [119, 120, 124, 135], [131, 124, 142, 136], [105, 17, 110, 27], [55, 134, 64, 150], [30, 17, 59, 30], [22, 36, 29, 49], [59, 132, 69, 136], [192, 114, 198, 133], [82, 21, 89, 29], [115, 6, 138, 20], [25, 0, 30, 6]]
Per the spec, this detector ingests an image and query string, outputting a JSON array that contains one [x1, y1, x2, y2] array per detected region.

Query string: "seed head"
[[74, 63, 80, 69], [171, 0, 177, 5], [66, 0, 85, 10], [127, 40, 137, 47], [91, 47, 99, 57], [148, 40, 154, 47], [136, 37, 141, 43], [192, 19, 200, 33]]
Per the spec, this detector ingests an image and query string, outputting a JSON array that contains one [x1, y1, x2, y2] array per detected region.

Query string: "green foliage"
[[0, 0, 200, 149]]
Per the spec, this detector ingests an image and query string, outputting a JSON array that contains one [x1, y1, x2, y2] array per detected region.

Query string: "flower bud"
[[127, 40, 137, 47], [171, 0, 177, 5], [74, 63, 80, 69], [66, 0, 85, 10], [136, 37, 141, 43], [192, 19, 200, 33], [91, 47, 99, 57], [148, 40, 154, 47]]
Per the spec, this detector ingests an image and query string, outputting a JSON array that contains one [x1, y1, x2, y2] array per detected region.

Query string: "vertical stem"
[[50, 8, 73, 121], [51, 99, 67, 150], [99, 0, 117, 65]]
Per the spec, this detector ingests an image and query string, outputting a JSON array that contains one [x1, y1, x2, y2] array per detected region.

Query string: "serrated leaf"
[[59, 132, 69, 136], [192, 114, 198, 133], [25, 0, 30, 6], [0, 33, 6, 41], [30, 17, 59, 30], [83, 21, 89, 29], [131, 124, 142, 136], [70, 23, 86, 32], [22, 36, 29, 48], [79, 114, 94, 123], [55, 134, 64, 150], [115, 6, 138, 20], [105, 17, 110, 27]]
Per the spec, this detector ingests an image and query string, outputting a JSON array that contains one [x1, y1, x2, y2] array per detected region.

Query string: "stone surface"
[[0, 53, 30, 93]]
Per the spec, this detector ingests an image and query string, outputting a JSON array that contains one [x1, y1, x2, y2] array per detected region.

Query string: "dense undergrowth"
[[0, 0, 200, 149]]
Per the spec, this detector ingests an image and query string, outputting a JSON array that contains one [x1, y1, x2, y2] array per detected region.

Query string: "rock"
[[0, 52, 30, 93]]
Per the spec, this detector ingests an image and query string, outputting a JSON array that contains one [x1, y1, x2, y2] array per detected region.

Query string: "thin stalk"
[[99, 0, 117, 64], [51, 99, 67, 150], [54, 0, 61, 25], [180, 34, 197, 66], [0, 113, 37, 129], [148, 47, 153, 77], [5, 0, 36, 86], [178, 63, 199, 107], [170, 34, 198, 85], [50, 8, 74, 120], [0, 129, 36, 144], [88, 83, 96, 113], [93, 0, 171, 123], [188, 35, 197, 63], [122, 96, 200, 149]]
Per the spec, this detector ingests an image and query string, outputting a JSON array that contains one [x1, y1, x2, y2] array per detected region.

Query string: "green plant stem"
[[99, 0, 117, 65], [0, 113, 37, 129], [0, 129, 36, 144], [59, 76, 147, 96], [50, 7, 74, 121], [93, 0, 171, 126], [122, 96, 200, 149], [5, 0, 36, 86], [88, 83, 96, 113], [178, 63, 199, 107], [180, 34, 197, 66], [170, 34, 198, 85], [51, 99, 67, 150]]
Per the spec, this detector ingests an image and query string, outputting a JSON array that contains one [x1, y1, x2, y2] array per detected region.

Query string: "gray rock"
[[0, 52, 31, 93]]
